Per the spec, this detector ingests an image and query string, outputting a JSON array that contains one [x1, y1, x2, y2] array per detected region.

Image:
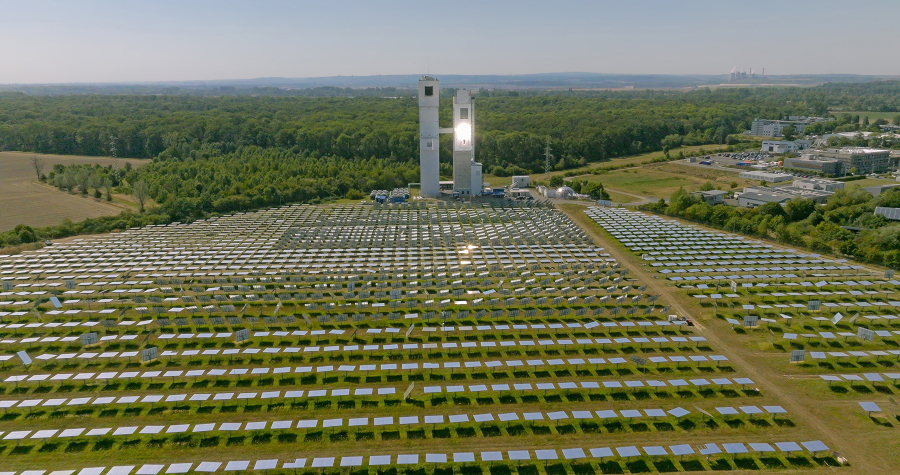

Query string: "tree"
[[784, 197, 816, 222], [548, 175, 564, 187], [781, 125, 797, 141], [132, 180, 150, 212], [699, 181, 715, 191], [893, 115, 900, 126], [758, 201, 787, 218], [29, 155, 45, 181], [102, 178, 114, 202], [730, 181, 738, 189], [667, 187, 695, 215], [14, 225, 36, 244]]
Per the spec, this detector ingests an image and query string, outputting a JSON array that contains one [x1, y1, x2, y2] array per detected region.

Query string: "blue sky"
[[1, 0, 897, 83]]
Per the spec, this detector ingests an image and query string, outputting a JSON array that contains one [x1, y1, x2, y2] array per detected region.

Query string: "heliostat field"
[[0, 201, 833, 474]]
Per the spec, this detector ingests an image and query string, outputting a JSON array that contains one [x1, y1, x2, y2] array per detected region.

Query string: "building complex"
[[750, 117, 829, 137], [783, 147, 895, 175]]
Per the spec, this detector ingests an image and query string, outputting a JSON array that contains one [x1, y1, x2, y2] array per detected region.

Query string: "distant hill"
[[2, 72, 898, 95]]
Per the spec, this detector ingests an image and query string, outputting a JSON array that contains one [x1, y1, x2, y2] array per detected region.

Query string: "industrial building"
[[508, 188, 532, 199], [809, 147, 895, 175], [738, 185, 834, 207], [791, 177, 844, 192], [692, 190, 728, 204], [786, 147, 894, 176], [761, 140, 811, 154], [750, 117, 828, 137], [738, 170, 793, 183], [512, 175, 530, 188], [418, 76, 483, 198], [737, 191, 791, 208], [782, 156, 841, 175]]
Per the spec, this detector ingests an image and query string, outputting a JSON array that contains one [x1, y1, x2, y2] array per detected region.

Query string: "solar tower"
[[418, 76, 482, 198], [418, 76, 441, 198]]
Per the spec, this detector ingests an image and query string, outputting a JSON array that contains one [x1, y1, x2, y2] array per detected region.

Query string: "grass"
[[0, 151, 147, 232], [605, 190, 641, 204], [482, 144, 729, 188], [844, 178, 898, 189], [575, 163, 752, 200]]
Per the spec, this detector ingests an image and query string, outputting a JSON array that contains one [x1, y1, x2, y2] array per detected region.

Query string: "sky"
[[1, 0, 898, 84]]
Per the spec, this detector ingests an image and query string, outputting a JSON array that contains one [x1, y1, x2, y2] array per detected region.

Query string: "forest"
[[1, 80, 900, 248], [4, 81, 899, 174], [640, 186, 900, 269]]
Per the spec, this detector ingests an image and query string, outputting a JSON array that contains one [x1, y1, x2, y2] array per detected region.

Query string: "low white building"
[[512, 175, 530, 188], [738, 171, 793, 183], [737, 191, 791, 208], [692, 190, 728, 204], [761, 140, 811, 154], [792, 177, 844, 192]]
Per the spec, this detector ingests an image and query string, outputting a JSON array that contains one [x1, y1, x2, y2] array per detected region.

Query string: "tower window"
[[460, 108, 468, 119], [424, 86, 433, 96]]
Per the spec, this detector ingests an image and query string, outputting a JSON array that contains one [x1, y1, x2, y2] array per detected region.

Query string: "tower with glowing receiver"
[[417, 76, 482, 198]]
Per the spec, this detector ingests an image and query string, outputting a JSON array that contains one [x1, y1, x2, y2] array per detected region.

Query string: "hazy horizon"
[[2, 0, 898, 84]]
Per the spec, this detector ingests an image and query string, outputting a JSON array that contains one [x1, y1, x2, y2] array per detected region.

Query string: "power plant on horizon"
[[729, 66, 764, 81]]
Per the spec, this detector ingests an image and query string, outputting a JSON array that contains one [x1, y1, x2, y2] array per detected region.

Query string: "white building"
[[750, 117, 828, 137], [512, 175, 530, 188], [792, 177, 844, 192], [737, 191, 790, 208], [761, 140, 811, 154], [692, 190, 728, 204], [738, 171, 793, 183]]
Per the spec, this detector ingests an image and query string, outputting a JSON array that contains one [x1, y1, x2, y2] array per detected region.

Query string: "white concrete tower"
[[452, 89, 475, 195], [418, 76, 441, 198]]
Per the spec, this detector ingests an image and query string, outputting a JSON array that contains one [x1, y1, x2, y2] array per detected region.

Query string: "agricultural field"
[[0, 199, 844, 474], [582, 206, 900, 474], [0, 152, 146, 231]]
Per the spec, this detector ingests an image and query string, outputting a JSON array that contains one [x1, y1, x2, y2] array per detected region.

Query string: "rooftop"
[[827, 147, 888, 154], [738, 192, 790, 203]]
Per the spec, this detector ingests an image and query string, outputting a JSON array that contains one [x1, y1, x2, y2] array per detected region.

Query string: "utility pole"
[[544, 137, 552, 174]]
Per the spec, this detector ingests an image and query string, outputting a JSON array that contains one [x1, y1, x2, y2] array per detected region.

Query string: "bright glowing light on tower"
[[456, 122, 471, 143]]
